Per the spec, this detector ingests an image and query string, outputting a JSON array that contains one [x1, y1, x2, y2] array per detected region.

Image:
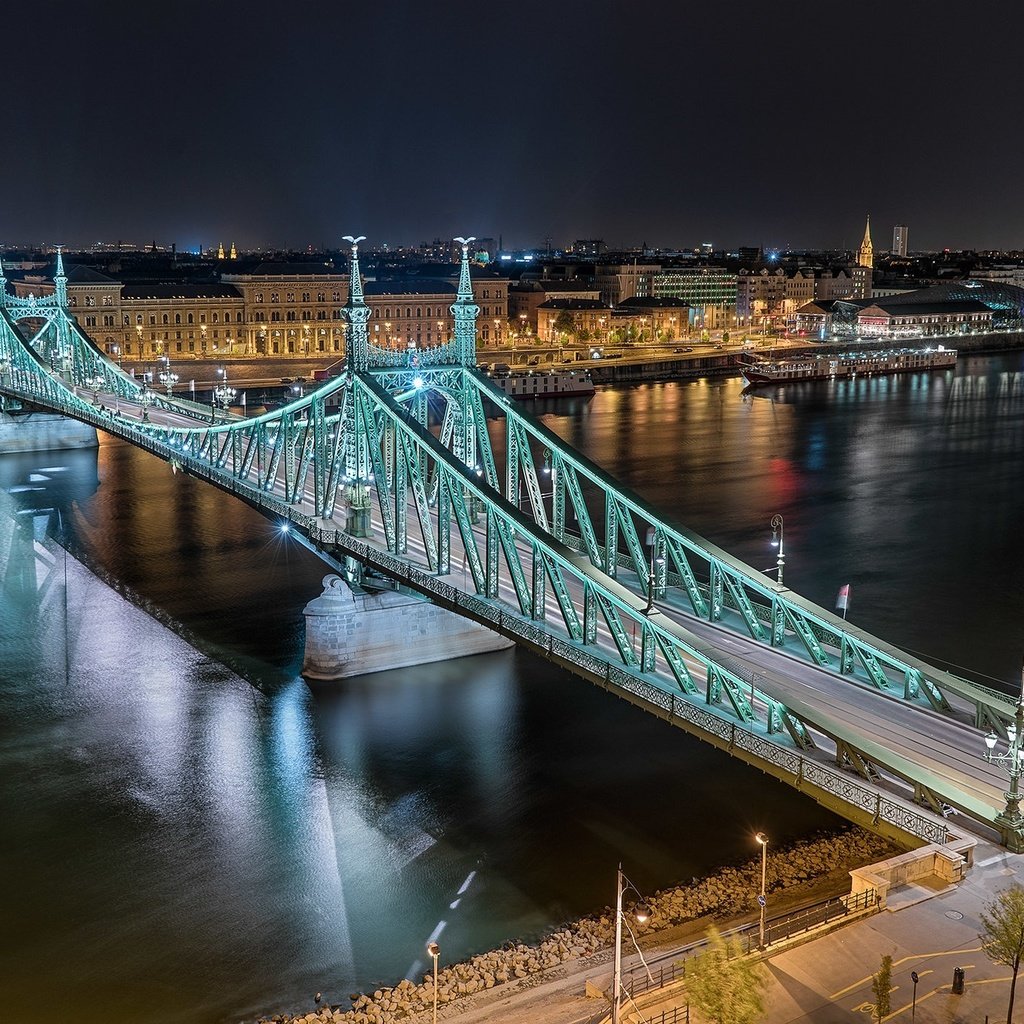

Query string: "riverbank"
[[257, 826, 895, 1024]]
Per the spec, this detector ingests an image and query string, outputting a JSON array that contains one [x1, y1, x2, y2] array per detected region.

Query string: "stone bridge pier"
[[302, 574, 514, 679]]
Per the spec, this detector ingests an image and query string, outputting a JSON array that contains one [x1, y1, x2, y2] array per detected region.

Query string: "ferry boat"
[[742, 346, 957, 387], [488, 368, 596, 400]]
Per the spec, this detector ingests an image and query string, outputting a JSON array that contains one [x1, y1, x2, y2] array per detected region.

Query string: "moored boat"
[[742, 346, 957, 387], [487, 369, 596, 400]]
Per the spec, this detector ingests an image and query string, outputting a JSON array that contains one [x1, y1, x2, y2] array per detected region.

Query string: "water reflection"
[[6, 354, 1024, 1023]]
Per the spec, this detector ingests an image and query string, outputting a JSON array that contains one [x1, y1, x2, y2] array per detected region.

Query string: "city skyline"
[[4, 1, 1022, 252]]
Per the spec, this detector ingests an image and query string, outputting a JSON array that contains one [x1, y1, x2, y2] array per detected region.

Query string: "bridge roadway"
[[76, 384, 1006, 840]]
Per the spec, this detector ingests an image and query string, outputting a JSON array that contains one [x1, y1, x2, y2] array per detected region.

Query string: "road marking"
[[830, 950, 981, 999], [978, 852, 1012, 866]]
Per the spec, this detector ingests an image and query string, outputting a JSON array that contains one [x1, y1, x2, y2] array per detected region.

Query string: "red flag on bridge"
[[836, 583, 851, 617]]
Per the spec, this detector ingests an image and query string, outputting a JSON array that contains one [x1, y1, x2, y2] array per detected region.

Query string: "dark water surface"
[[3, 353, 1024, 1023]]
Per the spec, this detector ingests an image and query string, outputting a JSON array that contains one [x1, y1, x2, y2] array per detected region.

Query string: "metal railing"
[[621, 888, 879, 999]]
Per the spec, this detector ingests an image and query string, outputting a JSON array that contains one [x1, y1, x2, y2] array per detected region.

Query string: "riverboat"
[[488, 369, 596, 400], [742, 346, 957, 387]]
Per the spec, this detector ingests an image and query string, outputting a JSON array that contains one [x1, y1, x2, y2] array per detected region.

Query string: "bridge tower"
[[51, 248, 76, 378], [0, 255, 7, 309], [342, 235, 371, 373], [451, 237, 479, 368]]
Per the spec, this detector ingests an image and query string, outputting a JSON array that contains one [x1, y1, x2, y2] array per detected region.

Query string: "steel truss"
[[0, 241, 1016, 850]]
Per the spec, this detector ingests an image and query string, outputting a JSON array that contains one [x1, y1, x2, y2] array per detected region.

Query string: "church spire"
[[858, 215, 874, 269]]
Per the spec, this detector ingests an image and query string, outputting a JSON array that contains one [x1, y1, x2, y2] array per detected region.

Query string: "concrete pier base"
[[0, 411, 98, 453], [302, 574, 514, 679]]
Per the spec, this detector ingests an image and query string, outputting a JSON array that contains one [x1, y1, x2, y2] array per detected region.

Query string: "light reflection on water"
[[4, 352, 1024, 1023]]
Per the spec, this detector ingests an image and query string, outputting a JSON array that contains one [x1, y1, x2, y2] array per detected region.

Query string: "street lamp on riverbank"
[[755, 832, 769, 949], [612, 864, 650, 1024], [426, 941, 440, 1024]]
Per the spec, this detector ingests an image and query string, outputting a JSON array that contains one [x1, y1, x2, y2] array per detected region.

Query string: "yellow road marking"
[[855, 972, 1010, 1020], [829, 948, 983, 999]]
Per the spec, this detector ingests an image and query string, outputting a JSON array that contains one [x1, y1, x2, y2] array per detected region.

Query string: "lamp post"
[[612, 864, 650, 1024], [426, 941, 440, 1024], [755, 831, 769, 949], [770, 514, 785, 587], [214, 367, 236, 412], [158, 355, 178, 395], [910, 970, 919, 1019], [984, 660, 1024, 851]]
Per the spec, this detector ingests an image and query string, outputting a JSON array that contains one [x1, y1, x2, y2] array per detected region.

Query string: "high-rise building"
[[892, 224, 908, 257], [858, 216, 874, 269]]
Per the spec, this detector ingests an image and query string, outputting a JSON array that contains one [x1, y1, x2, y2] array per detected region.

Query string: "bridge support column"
[[0, 409, 97, 453], [302, 574, 514, 680]]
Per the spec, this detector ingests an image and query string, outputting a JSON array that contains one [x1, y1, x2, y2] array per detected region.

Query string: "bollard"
[[951, 966, 965, 995]]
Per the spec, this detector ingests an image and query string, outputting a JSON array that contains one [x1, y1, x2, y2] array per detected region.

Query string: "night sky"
[[7, 1, 1022, 252]]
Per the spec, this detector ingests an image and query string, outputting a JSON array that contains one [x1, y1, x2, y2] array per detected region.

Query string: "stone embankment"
[[258, 826, 894, 1024]]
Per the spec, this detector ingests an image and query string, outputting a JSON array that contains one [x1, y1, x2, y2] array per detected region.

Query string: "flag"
[[836, 584, 851, 612], [645, 526, 656, 547]]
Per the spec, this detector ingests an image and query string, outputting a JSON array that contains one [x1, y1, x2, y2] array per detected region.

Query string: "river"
[[2, 352, 1022, 1023]]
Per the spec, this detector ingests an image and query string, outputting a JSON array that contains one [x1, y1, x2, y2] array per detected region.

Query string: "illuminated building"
[[892, 224, 908, 258], [858, 215, 874, 269]]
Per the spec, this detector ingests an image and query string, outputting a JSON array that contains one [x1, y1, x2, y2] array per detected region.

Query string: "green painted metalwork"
[[3, 236, 1022, 851]]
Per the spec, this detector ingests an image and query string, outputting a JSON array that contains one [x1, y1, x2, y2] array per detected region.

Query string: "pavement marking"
[[830, 948, 982, 999], [978, 852, 1012, 866]]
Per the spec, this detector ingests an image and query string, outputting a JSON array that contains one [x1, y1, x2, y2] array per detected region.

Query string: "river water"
[[3, 352, 1024, 1024]]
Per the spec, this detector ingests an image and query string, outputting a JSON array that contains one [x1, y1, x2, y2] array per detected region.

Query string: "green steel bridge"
[[1, 242, 1021, 854]]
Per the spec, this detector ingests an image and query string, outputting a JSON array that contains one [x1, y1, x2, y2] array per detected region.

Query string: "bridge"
[[1, 242, 1021, 854]]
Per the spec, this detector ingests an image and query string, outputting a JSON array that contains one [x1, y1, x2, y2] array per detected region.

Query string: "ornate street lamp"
[[214, 367, 236, 411], [985, 662, 1024, 852], [611, 864, 650, 1024], [158, 355, 178, 395]]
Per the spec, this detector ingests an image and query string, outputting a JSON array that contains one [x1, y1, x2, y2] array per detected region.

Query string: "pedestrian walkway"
[[634, 839, 1022, 1023], [433, 840, 1021, 1024]]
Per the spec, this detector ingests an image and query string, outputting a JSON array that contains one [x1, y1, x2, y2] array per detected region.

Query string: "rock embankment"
[[258, 826, 893, 1024]]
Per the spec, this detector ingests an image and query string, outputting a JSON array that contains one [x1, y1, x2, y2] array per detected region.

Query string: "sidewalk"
[[636, 839, 1022, 1024], [427, 841, 1021, 1024]]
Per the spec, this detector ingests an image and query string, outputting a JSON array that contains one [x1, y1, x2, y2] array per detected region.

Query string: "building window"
[[187, 313, 194, 325], [255, 293, 264, 303]]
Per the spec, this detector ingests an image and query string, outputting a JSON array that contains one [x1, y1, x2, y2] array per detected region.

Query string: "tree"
[[980, 884, 1024, 1024], [685, 926, 767, 1024], [553, 309, 576, 341], [871, 954, 892, 1023]]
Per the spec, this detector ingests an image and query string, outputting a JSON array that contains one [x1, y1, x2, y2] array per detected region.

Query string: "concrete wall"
[[302, 574, 514, 679], [0, 412, 97, 453]]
